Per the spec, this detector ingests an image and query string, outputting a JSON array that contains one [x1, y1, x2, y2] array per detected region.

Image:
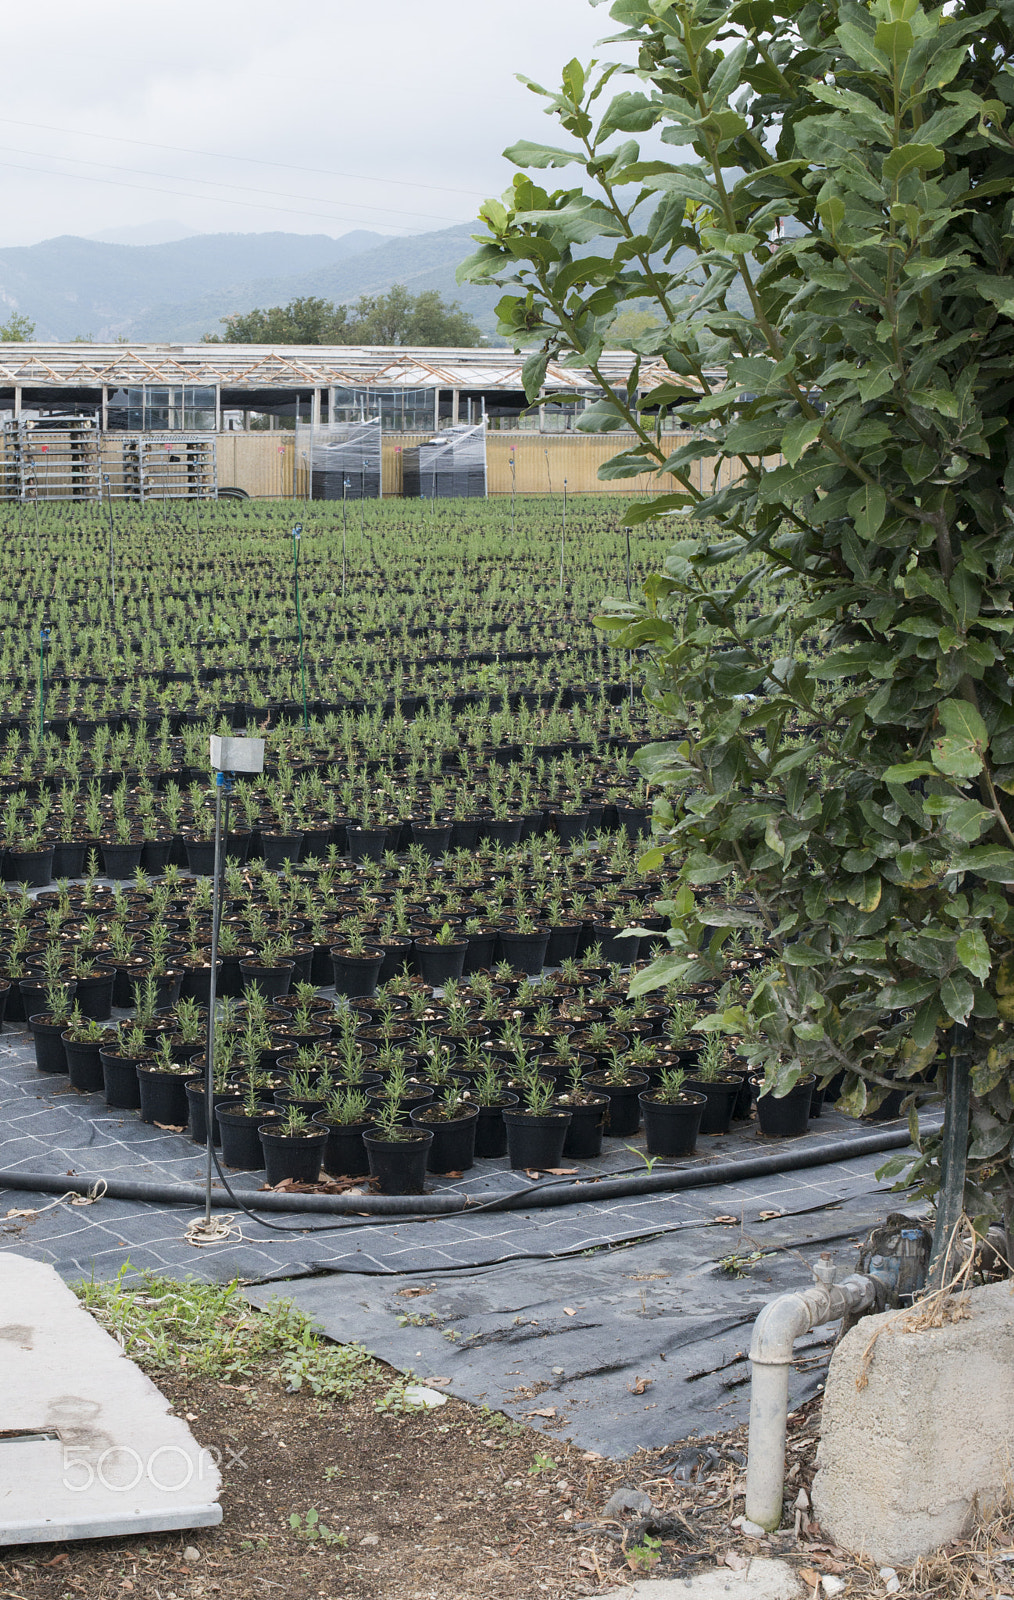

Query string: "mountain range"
[[0, 222, 503, 344]]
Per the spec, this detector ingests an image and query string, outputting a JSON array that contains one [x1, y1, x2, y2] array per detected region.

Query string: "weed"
[[529, 1451, 558, 1475], [74, 1266, 384, 1400], [626, 1532, 662, 1573], [478, 1405, 526, 1439], [716, 1249, 775, 1278], [289, 1509, 347, 1548]]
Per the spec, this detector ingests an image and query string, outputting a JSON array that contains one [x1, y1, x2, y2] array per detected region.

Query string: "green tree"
[[460, 0, 1014, 1247], [205, 285, 482, 346], [0, 311, 35, 341], [206, 296, 352, 344]]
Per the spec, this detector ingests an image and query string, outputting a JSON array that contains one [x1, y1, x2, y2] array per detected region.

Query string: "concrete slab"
[[601, 1556, 802, 1599], [813, 1278, 1014, 1564], [0, 1253, 221, 1545]]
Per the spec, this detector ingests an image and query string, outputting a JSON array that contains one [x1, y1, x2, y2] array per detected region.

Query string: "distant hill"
[[0, 230, 386, 340], [120, 223, 503, 343], [86, 220, 204, 247]]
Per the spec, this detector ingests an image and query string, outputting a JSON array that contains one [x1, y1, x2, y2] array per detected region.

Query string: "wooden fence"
[[208, 430, 761, 500]]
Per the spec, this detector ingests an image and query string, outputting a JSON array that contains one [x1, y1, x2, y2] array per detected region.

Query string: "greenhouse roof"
[[0, 343, 703, 395]]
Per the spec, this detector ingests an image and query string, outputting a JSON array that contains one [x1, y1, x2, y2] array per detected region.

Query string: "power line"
[[0, 156, 461, 235], [0, 115, 486, 200], [0, 142, 464, 227]]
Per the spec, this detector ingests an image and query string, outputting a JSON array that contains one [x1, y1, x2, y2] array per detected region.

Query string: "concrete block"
[[0, 1253, 221, 1544], [812, 1279, 1014, 1565], [601, 1558, 802, 1600]]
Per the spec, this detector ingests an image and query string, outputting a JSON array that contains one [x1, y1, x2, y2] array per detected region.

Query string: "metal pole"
[[509, 452, 516, 539], [341, 479, 349, 596], [103, 474, 116, 607], [291, 523, 309, 728], [626, 527, 635, 707], [559, 477, 567, 590], [928, 1021, 972, 1289], [39, 626, 49, 740], [203, 774, 228, 1227], [29, 473, 40, 565]]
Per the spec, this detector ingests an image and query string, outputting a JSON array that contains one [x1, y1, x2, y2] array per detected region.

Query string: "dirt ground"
[[2, 1347, 1010, 1600]]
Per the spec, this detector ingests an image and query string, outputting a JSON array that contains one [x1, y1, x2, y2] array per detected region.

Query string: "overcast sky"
[[0, 0, 631, 249]]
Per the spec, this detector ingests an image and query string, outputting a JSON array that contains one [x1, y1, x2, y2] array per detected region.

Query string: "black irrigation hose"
[[0, 1124, 923, 1230]]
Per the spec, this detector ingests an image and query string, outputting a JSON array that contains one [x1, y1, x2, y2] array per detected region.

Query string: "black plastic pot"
[[581, 1072, 649, 1138], [346, 826, 390, 863], [137, 1065, 200, 1126], [496, 928, 550, 976], [413, 939, 467, 987], [261, 832, 304, 870], [561, 1096, 608, 1159], [259, 1124, 327, 1186], [99, 1048, 143, 1109], [215, 950, 246, 999], [408, 822, 451, 859], [28, 1014, 69, 1075], [239, 958, 295, 999], [52, 841, 87, 878], [215, 1102, 272, 1166], [640, 1090, 707, 1157], [685, 1076, 742, 1136], [545, 922, 582, 965], [184, 839, 217, 875], [482, 817, 523, 847], [20, 978, 77, 1017], [5, 845, 54, 888], [62, 1032, 109, 1093], [140, 838, 173, 875], [410, 1104, 478, 1173], [312, 1114, 372, 1177], [179, 960, 221, 1006], [273, 1089, 327, 1117], [754, 1074, 815, 1138], [462, 929, 497, 975], [73, 966, 116, 1022], [331, 947, 384, 998], [186, 1083, 242, 1146], [863, 1085, 906, 1120], [473, 1094, 518, 1158], [368, 1086, 434, 1117], [0, 978, 9, 1031], [503, 1108, 572, 1170], [100, 841, 144, 880], [363, 1128, 434, 1194], [377, 936, 415, 984]]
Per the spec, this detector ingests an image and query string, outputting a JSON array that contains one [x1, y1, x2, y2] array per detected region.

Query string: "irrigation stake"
[[341, 477, 350, 595], [559, 477, 567, 589], [26, 471, 40, 565], [204, 769, 227, 1229], [290, 522, 309, 728], [928, 1021, 972, 1290], [509, 449, 516, 538], [204, 736, 264, 1229], [38, 625, 50, 740], [103, 474, 116, 607], [625, 525, 634, 706]]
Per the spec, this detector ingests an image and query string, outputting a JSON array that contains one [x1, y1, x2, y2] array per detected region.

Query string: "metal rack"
[[1, 418, 102, 501], [114, 435, 218, 502]]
